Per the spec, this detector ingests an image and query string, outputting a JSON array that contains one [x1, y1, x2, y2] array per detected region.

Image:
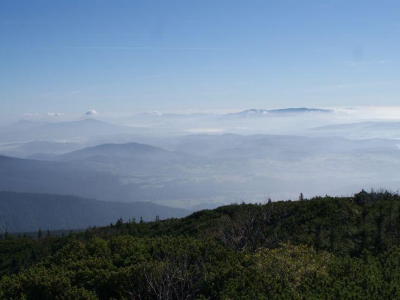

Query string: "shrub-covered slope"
[[1, 190, 400, 299]]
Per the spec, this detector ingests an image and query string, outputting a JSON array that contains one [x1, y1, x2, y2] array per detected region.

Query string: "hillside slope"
[[1, 190, 400, 299], [0, 191, 190, 232]]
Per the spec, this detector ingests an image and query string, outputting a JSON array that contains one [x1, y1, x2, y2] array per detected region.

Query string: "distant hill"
[[0, 155, 135, 201], [59, 142, 185, 162], [56, 142, 200, 181], [0, 191, 190, 232], [0, 153, 213, 203]]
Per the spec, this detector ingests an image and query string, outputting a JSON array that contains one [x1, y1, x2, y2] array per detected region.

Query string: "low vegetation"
[[1, 189, 400, 299]]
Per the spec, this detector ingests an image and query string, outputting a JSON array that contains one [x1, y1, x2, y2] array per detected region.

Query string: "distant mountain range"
[[0, 108, 335, 146], [229, 108, 333, 117], [2, 132, 400, 207], [0, 191, 190, 232], [2, 113, 400, 209], [125, 108, 333, 118]]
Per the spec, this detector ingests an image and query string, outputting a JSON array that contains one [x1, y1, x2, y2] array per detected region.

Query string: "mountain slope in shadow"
[[0, 191, 190, 232]]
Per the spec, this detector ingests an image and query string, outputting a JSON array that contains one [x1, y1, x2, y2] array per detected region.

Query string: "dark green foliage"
[[2, 190, 400, 298]]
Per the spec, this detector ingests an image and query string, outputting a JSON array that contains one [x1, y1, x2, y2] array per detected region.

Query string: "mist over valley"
[[2, 107, 400, 214]]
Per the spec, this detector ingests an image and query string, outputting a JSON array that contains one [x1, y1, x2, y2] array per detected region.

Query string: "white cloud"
[[22, 113, 39, 117], [350, 106, 400, 120], [86, 110, 98, 115], [47, 112, 64, 117]]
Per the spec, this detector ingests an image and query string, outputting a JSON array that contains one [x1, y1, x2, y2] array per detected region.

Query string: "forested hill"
[[2, 190, 400, 299], [0, 191, 190, 232]]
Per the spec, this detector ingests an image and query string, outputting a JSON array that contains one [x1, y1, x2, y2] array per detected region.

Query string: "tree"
[[37, 228, 43, 239]]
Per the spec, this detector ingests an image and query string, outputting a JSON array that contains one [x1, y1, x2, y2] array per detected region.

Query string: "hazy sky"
[[1, 0, 399, 119]]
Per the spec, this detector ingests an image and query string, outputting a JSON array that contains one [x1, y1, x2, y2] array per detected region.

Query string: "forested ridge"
[[0, 191, 190, 233], [2, 190, 400, 299]]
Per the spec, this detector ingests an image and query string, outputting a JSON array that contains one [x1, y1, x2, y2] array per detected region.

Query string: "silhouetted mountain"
[[0, 191, 190, 232]]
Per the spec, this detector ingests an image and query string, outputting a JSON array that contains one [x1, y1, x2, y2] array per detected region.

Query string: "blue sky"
[[1, 0, 399, 119]]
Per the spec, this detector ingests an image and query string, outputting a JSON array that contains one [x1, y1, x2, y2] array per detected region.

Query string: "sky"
[[1, 0, 399, 121]]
